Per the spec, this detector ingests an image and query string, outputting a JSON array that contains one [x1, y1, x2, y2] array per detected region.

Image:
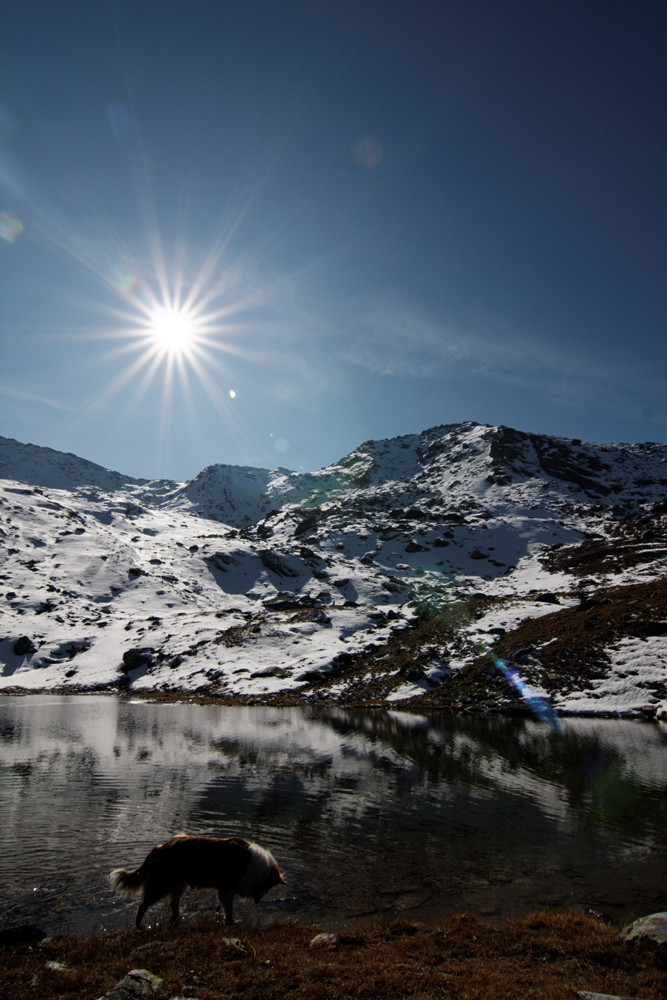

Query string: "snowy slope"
[[1, 423, 666, 718]]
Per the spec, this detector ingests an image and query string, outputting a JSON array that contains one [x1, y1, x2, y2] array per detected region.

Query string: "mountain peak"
[[0, 435, 146, 492]]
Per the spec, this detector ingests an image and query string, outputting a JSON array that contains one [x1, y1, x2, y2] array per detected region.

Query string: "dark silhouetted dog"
[[110, 834, 285, 927]]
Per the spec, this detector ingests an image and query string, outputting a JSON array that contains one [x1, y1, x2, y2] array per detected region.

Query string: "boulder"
[[12, 636, 36, 656], [578, 993, 650, 1000], [98, 968, 162, 1000], [120, 648, 155, 672], [622, 911, 667, 944], [309, 932, 339, 950]]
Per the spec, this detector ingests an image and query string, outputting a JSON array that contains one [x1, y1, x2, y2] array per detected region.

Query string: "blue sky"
[[1, 1, 665, 481]]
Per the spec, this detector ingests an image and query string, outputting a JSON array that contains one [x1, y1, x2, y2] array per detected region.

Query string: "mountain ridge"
[[1, 422, 666, 718]]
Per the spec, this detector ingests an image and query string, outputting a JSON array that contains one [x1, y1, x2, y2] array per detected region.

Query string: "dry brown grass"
[[3, 910, 665, 1000]]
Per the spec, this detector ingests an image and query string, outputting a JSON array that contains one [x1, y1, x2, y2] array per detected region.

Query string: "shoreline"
[[4, 909, 665, 1000], [1, 684, 666, 721]]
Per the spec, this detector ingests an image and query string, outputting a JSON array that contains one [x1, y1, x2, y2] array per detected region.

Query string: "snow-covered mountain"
[[1, 423, 666, 718]]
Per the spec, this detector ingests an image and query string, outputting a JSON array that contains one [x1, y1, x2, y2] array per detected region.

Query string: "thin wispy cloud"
[[347, 304, 567, 379], [345, 300, 665, 420], [0, 384, 72, 412]]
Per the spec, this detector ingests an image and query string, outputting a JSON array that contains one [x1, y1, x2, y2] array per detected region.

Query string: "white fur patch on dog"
[[235, 842, 278, 897]]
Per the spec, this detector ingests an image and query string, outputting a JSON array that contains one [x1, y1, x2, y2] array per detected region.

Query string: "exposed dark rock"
[[259, 549, 300, 578], [405, 540, 424, 553], [121, 648, 155, 672], [13, 635, 36, 655]]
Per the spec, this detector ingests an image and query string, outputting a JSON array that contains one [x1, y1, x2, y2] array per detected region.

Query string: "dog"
[[110, 834, 286, 927]]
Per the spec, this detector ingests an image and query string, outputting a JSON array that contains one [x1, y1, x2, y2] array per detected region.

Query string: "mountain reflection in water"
[[0, 696, 665, 935]]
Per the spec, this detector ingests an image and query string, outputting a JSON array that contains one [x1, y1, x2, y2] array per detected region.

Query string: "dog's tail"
[[110, 867, 145, 895]]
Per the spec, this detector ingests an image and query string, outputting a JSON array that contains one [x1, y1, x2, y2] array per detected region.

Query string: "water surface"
[[1, 696, 665, 934]]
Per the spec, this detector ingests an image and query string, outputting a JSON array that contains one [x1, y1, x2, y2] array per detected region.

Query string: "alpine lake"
[[1, 695, 665, 936]]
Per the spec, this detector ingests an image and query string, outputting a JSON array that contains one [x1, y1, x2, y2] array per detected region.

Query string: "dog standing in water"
[[110, 834, 286, 927]]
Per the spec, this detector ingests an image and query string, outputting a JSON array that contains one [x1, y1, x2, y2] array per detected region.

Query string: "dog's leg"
[[216, 890, 234, 924], [136, 883, 164, 928], [169, 883, 186, 927]]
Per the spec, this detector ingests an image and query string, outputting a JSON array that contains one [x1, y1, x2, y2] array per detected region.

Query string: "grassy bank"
[[3, 909, 665, 1000]]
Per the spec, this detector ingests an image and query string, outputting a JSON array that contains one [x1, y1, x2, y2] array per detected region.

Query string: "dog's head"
[[252, 864, 287, 904]]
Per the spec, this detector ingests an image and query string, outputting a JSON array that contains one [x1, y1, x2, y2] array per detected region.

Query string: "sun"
[[64, 219, 285, 443], [148, 305, 196, 355]]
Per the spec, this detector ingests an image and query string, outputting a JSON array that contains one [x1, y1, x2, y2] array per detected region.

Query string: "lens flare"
[[0, 211, 24, 243], [352, 136, 384, 167], [109, 264, 137, 294], [581, 751, 641, 821], [404, 568, 559, 727], [491, 655, 560, 729]]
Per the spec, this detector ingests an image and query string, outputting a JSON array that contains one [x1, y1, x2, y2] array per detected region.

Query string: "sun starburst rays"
[[51, 244, 257, 456], [51, 232, 324, 469], [7, 90, 338, 475]]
